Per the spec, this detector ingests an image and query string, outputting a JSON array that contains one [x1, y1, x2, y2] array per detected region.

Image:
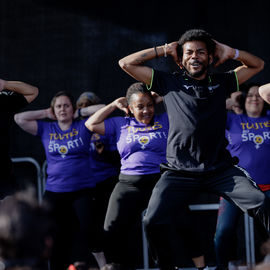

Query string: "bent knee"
[[252, 190, 265, 207]]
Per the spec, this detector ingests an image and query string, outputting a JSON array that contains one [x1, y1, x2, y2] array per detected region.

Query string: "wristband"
[[233, 49, 239, 60], [163, 43, 168, 57]]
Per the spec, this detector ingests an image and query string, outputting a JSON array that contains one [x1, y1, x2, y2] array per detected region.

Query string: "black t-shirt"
[[151, 69, 238, 172], [0, 90, 28, 179]]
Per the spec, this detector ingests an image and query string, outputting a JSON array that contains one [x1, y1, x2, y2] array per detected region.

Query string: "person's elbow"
[[259, 85, 270, 104], [14, 113, 24, 126], [27, 87, 39, 103], [257, 59, 265, 72], [118, 58, 130, 72], [85, 119, 94, 132], [33, 86, 39, 99], [31, 87, 39, 102]]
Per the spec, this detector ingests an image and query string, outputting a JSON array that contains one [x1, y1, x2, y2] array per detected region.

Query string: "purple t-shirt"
[[89, 133, 120, 183], [37, 119, 95, 192], [226, 112, 270, 185], [104, 113, 169, 175]]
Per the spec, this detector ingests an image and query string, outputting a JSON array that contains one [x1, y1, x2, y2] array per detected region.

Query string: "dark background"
[[5, 0, 270, 164], [3, 0, 270, 267]]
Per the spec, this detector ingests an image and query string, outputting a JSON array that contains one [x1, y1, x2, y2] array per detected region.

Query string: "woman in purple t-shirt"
[[85, 82, 169, 269], [215, 83, 270, 269], [75, 91, 120, 268], [14, 91, 106, 270]]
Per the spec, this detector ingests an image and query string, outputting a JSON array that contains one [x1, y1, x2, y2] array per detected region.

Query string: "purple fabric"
[[226, 112, 270, 185], [37, 119, 96, 192], [89, 133, 119, 183], [104, 113, 169, 175]]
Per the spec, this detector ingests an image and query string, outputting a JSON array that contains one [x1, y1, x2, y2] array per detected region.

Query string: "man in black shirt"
[[0, 79, 38, 199], [118, 29, 267, 270]]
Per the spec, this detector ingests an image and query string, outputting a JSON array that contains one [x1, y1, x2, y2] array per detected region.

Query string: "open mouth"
[[190, 61, 202, 68]]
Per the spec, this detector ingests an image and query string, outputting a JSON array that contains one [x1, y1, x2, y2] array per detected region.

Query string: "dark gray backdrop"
[[3, 0, 269, 163]]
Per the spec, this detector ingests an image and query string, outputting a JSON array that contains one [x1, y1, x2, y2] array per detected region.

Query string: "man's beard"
[[187, 64, 208, 79]]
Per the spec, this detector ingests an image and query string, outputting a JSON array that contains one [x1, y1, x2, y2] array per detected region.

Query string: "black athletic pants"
[[43, 188, 101, 270], [104, 173, 204, 268], [143, 165, 270, 270]]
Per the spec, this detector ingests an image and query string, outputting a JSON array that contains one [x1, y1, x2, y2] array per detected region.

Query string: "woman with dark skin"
[[86, 83, 206, 270], [85, 83, 169, 269]]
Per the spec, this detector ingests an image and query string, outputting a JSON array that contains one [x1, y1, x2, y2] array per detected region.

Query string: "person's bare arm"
[[234, 50, 264, 85], [226, 98, 234, 111], [214, 41, 264, 85], [118, 42, 179, 85], [14, 108, 55, 135], [259, 83, 270, 104], [85, 97, 128, 135], [73, 104, 106, 119], [0, 79, 39, 103]]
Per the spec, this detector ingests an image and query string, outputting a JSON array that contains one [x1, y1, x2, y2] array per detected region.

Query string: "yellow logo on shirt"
[[49, 128, 79, 140], [127, 121, 163, 134], [138, 136, 150, 149], [91, 133, 101, 142], [58, 145, 68, 157], [240, 121, 270, 130]]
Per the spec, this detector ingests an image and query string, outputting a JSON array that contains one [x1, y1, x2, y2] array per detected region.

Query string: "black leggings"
[[144, 166, 268, 270], [104, 173, 160, 266], [43, 188, 102, 270], [104, 173, 203, 267]]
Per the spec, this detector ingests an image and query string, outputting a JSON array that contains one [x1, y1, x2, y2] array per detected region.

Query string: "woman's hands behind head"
[[151, 91, 163, 104], [45, 108, 57, 120], [114, 97, 129, 115]]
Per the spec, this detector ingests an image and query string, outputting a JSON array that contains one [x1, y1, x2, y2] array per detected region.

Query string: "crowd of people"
[[2, 28, 270, 270]]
